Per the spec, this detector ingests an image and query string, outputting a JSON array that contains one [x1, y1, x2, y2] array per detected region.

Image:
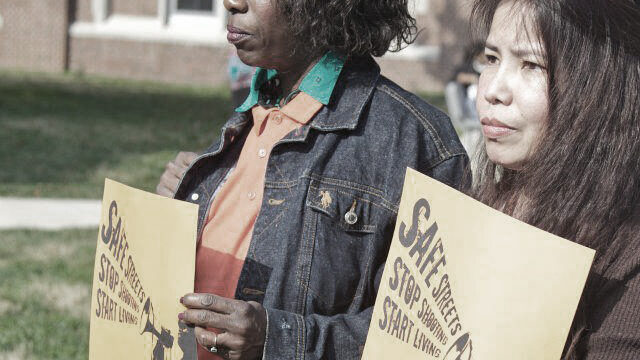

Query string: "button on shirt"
[[194, 51, 345, 360], [195, 92, 323, 304]]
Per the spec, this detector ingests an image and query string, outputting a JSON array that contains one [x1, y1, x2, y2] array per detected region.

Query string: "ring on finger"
[[205, 333, 218, 353]]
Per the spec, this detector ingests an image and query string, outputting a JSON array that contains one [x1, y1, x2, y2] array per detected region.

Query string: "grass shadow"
[[0, 72, 233, 198]]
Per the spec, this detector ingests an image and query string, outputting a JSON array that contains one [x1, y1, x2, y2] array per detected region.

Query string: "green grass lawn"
[[0, 229, 97, 359], [0, 71, 447, 199], [417, 91, 447, 114], [0, 71, 233, 198]]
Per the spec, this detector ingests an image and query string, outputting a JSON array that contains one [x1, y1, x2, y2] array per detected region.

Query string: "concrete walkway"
[[0, 197, 101, 230]]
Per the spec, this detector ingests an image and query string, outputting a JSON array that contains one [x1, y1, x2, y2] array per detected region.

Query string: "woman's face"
[[476, 0, 549, 170], [223, 0, 299, 71]]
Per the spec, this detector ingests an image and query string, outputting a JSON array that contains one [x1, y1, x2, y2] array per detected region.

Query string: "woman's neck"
[[277, 54, 322, 103]]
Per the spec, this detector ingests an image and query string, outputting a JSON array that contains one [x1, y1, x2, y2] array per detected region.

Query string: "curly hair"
[[274, 0, 418, 57]]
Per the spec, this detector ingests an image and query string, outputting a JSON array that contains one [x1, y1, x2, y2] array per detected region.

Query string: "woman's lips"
[[227, 25, 250, 44], [481, 117, 516, 138]]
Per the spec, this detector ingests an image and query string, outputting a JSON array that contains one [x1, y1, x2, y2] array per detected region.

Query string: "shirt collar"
[[236, 51, 346, 112], [250, 92, 324, 135]]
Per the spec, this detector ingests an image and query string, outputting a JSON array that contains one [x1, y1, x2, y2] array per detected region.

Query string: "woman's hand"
[[156, 151, 198, 197], [179, 293, 267, 360]]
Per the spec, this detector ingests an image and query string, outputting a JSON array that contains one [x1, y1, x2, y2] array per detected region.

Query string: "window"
[[71, 0, 227, 45], [169, 0, 225, 35], [176, 0, 215, 13]]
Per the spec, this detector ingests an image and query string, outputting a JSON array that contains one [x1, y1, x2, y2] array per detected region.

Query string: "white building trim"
[[158, 0, 170, 25], [91, 0, 109, 22], [73, 0, 227, 46], [385, 44, 441, 62], [69, 15, 227, 46], [72, 0, 438, 59]]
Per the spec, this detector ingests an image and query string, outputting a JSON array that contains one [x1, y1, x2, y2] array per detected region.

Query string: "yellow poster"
[[362, 168, 595, 360], [89, 179, 198, 360]]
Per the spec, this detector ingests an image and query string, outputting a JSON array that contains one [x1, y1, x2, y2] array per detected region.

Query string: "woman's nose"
[[224, 0, 248, 14], [482, 67, 513, 106]]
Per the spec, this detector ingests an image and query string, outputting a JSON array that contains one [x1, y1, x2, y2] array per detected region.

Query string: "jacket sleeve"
[[260, 154, 470, 360], [580, 266, 640, 359], [423, 154, 471, 192], [262, 296, 374, 359]]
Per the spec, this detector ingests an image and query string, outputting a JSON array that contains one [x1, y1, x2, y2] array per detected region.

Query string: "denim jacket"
[[174, 56, 469, 360]]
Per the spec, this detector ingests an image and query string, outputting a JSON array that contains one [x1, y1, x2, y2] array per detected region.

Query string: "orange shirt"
[[195, 93, 323, 359]]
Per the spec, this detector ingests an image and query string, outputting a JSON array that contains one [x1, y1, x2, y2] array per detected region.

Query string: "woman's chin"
[[235, 49, 262, 68], [485, 144, 526, 170]]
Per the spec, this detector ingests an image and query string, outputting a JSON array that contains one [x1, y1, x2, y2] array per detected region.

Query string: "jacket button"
[[191, 193, 199, 201], [344, 210, 358, 225]]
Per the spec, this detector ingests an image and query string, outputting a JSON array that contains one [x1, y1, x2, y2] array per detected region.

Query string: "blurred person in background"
[[445, 42, 486, 157]]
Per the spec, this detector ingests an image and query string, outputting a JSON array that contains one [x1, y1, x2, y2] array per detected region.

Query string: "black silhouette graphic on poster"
[[443, 332, 472, 360], [95, 199, 196, 360], [139, 297, 196, 360]]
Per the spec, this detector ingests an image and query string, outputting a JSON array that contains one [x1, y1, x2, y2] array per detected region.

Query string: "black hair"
[[471, 0, 640, 357], [275, 0, 418, 57]]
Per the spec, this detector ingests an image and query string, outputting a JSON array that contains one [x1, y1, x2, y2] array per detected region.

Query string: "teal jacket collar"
[[235, 52, 346, 112]]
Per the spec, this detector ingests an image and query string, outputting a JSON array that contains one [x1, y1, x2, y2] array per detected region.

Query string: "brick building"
[[0, 0, 473, 92]]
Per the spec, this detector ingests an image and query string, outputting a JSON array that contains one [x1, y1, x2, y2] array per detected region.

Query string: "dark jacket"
[[175, 56, 469, 360]]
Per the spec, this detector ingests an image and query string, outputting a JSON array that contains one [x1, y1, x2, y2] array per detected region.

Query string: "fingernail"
[[178, 312, 184, 320]]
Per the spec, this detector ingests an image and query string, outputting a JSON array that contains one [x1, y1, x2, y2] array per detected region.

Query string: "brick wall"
[[0, 0, 69, 72], [111, 0, 157, 17], [0, 0, 474, 92], [75, 0, 93, 22], [376, 0, 473, 92], [69, 38, 230, 87]]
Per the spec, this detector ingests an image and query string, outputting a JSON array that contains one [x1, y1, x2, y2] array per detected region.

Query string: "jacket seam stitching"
[[264, 180, 298, 188], [308, 185, 397, 214], [378, 84, 452, 159], [297, 313, 305, 360], [305, 174, 385, 197], [305, 177, 398, 212], [310, 75, 377, 133], [295, 313, 300, 360], [301, 212, 318, 312], [252, 210, 286, 251], [425, 153, 467, 171], [351, 250, 372, 309]]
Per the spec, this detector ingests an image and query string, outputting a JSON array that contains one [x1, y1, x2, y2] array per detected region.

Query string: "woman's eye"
[[523, 61, 543, 71], [485, 54, 499, 64]]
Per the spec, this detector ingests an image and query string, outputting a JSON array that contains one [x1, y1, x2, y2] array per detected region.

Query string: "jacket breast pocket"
[[303, 181, 385, 314]]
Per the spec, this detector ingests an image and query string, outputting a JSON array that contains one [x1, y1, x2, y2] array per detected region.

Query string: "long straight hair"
[[471, 0, 640, 357]]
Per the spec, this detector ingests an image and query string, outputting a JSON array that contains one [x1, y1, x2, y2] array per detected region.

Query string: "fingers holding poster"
[[362, 168, 594, 360], [90, 179, 198, 360]]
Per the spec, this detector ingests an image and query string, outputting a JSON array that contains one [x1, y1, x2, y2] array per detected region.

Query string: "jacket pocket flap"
[[306, 185, 377, 234]]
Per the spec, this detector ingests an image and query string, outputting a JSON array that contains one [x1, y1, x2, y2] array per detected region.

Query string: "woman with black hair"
[[168, 0, 468, 359], [472, 0, 640, 358]]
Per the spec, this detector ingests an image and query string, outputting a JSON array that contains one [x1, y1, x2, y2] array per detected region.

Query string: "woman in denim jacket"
[[159, 0, 469, 359]]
